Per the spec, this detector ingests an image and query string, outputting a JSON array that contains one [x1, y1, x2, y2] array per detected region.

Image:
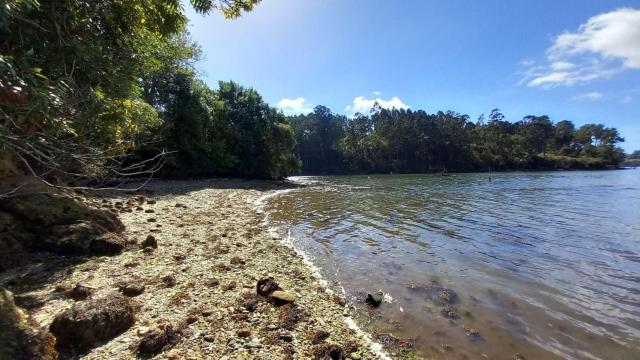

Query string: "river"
[[265, 170, 640, 359]]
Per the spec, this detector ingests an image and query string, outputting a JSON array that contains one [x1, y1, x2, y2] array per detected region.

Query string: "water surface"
[[266, 171, 640, 359]]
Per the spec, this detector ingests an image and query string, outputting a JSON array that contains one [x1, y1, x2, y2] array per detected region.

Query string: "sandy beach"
[[13, 179, 390, 359]]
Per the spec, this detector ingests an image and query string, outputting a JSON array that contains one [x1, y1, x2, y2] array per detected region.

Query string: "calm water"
[[266, 170, 640, 360]]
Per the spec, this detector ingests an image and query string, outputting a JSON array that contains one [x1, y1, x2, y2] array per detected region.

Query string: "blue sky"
[[186, 0, 640, 152]]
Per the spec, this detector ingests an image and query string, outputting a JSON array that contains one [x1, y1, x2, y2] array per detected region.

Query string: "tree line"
[[288, 106, 626, 174], [1, 0, 299, 184]]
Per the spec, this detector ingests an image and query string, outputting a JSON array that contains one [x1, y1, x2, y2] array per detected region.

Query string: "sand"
[[22, 179, 390, 359]]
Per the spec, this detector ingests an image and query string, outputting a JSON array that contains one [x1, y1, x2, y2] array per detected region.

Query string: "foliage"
[[289, 107, 626, 174], [0, 0, 302, 182]]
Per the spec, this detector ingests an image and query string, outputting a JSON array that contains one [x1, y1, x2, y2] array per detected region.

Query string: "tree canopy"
[[288, 106, 626, 174]]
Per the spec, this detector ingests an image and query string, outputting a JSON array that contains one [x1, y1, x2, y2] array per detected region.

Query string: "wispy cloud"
[[345, 96, 409, 114], [520, 7, 640, 88], [572, 91, 604, 101], [276, 97, 313, 115], [622, 95, 633, 103]]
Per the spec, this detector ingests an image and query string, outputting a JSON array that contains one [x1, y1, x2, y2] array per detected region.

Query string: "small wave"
[[254, 188, 392, 360]]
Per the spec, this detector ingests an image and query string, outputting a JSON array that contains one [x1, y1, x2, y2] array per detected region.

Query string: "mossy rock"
[[0, 288, 58, 360]]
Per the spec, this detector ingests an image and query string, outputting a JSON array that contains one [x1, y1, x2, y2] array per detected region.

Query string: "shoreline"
[[12, 178, 392, 359]]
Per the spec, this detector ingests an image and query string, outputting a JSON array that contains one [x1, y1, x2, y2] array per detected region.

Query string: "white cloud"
[[276, 97, 313, 115], [572, 91, 604, 101], [372, 91, 382, 96], [521, 7, 640, 88], [344, 96, 410, 114]]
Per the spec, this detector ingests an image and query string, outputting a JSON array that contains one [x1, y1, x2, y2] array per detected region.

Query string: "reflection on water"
[[266, 171, 640, 360]]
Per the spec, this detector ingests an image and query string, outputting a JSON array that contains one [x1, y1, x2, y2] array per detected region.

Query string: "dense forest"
[[0, 0, 629, 185], [288, 106, 626, 174], [0, 0, 299, 184]]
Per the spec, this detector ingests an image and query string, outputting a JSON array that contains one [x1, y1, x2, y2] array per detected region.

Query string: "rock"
[[365, 291, 384, 307], [142, 247, 155, 255], [120, 283, 145, 297], [230, 256, 246, 265], [237, 329, 251, 338], [66, 284, 95, 301], [440, 306, 458, 319], [222, 281, 237, 291], [49, 293, 135, 349], [311, 330, 330, 344], [0, 288, 58, 360], [139, 330, 166, 353], [167, 349, 182, 359], [138, 325, 178, 354], [89, 233, 126, 255], [144, 209, 155, 213], [438, 288, 458, 303], [141, 235, 156, 250], [0, 188, 124, 232], [312, 343, 344, 360], [271, 290, 296, 304], [279, 331, 294, 342], [146, 200, 156, 205], [514, 353, 527, 360], [136, 207, 144, 211], [256, 278, 280, 296], [147, 218, 157, 223], [162, 275, 177, 288], [203, 334, 215, 342]]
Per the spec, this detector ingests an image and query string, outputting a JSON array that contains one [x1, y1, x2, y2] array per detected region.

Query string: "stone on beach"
[[49, 293, 135, 349], [365, 291, 384, 307], [271, 290, 296, 304]]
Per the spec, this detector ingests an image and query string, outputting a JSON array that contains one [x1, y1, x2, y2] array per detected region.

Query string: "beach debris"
[[278, 303, 306, 330], [310, 329, 330, 344], [365, 291, 384, 307], [49, 293, 135, 349], [141, 234, 158, 249]]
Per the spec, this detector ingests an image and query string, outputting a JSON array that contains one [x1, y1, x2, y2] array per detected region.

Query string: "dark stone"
[[66, 284, 95, 301], [120, 283, 145, 297], [365, 291, 383, 307], [311, 330, 330, 344], [256, 278, 280, 296], [49, 294, 135, 349], [141, 235, 157, 249], [89, 233, 126, 255]]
